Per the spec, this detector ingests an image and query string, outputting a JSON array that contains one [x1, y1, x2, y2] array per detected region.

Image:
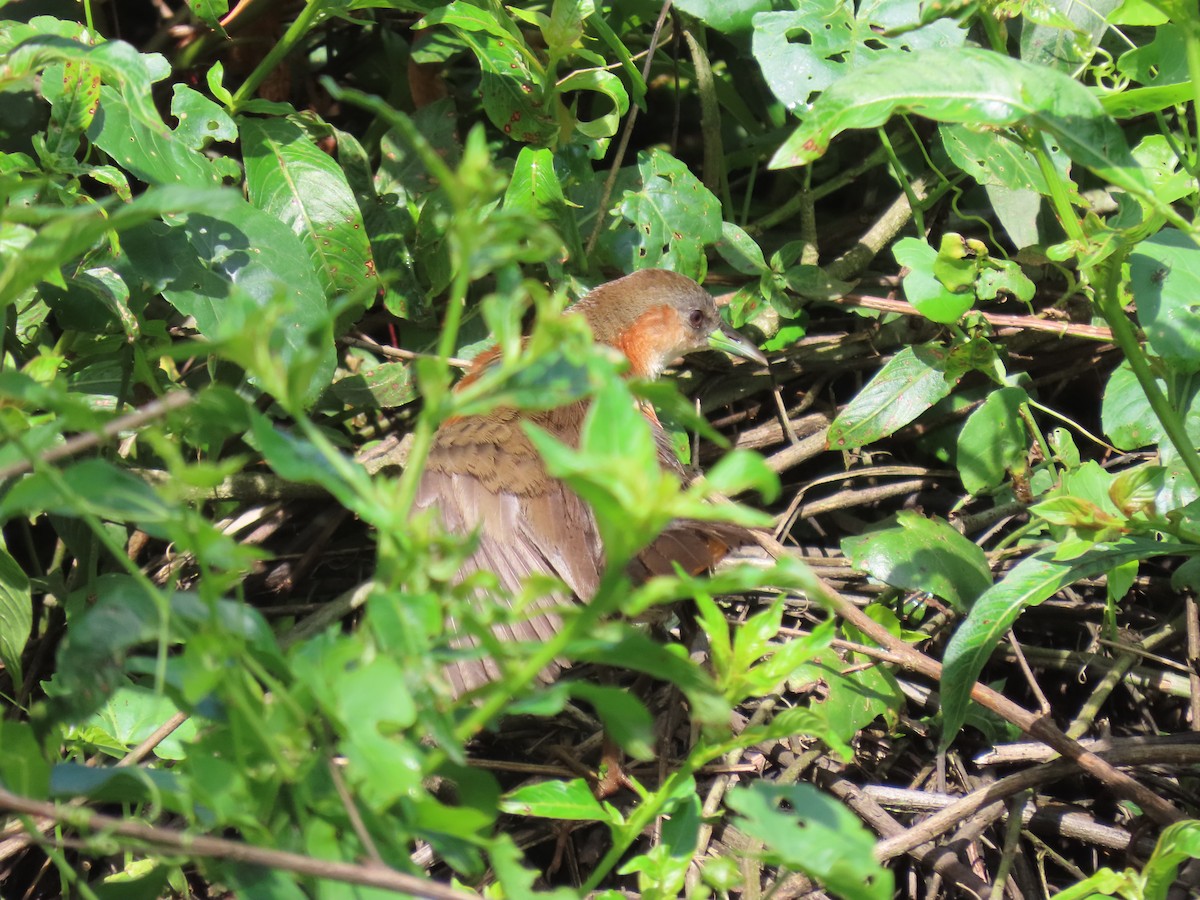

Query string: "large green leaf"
[[727, 783, 892, 900], [939, 537, 1188, 743], [842, 511, 992, 612], [241, 117, 380, 314], [957, 386, 1030, 495], [827, 344, 963, 449], [420, 3, 558, 145], [753, 0, 962, 112], [770, 48, 1149, 201], [1129, 228, 1200, 371], [0, 185, 242, 309], [595, 149, 723, 278], [90, 83, 226, 187], [0, 547, 31, 688], [122, 195, 334, 400]]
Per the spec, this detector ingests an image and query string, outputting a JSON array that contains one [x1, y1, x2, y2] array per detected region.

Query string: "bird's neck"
[[571, 294, 674, 380]]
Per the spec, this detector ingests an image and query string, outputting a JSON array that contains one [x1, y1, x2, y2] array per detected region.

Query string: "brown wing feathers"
[[412, 270, 762, 694]]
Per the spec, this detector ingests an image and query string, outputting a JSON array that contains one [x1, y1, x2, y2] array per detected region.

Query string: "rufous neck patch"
[[614, 304, 686, 379]]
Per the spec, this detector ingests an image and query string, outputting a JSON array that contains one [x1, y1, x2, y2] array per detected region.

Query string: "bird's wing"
[[631, 417, 759, 581], [415, 405, 604, 695]]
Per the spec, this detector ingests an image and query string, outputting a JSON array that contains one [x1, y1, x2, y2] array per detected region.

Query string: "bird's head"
[[571, 269, 767, 379]]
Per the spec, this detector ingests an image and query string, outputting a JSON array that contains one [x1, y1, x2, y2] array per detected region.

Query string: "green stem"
[[1095, 253, 1200, 488], [1183, 18, 1200, 176], [450, 568, 631, 745], [1031, 132, 1085, 244], [1017, 402, 1054, 477], [581, 742, 727, 892], [231, 0, 327, 111], [877, 125, 924, 236]]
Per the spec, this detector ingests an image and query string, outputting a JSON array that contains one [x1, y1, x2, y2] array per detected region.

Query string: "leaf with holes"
[[727, 783, 892, 900], [598, 149, 723, 279], [752, 0, 963, 113]]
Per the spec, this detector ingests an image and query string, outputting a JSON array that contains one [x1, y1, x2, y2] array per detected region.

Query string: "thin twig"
[[0, 785, 477, 900], [755, 533, 1186, 826], [584, 0, 673, 258], [836, 292, 1114, 342], [0, 391, 193, 481]]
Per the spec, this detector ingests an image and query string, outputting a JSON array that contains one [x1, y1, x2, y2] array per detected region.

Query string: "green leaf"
[[249, 410, 373, 518], [50, 762, 186, 809], [500, 778, 618, 822], [1100, 360, 1200, 451], [0, 459, 172, 527], [568, 683, 655, 761], [727, 783, 892, 900], [596, 149, 723, 279], [894, 237, 974, 324], [170, 83, 237, 150], [698, 448, 780, 503], [842, 511, 992, 612], [568, 625, 729, 726], [752, 0, 963, 113], [0, 185, 243, 310], [323, 361, 417, 410], [619, 792, 700, 897], [0, 547, 32, 687], [1144, 820, 1200, 898], [957, 386, 1030, 495], [41, 58, 100, 156], [827, 344, 961, 449], [737, 618, 835, 700], [675, 0, 771, 34], [770, 48, 1149, 203], [1129, 228, 1200, 371], [0, 720, 49, 799], [422, 5, 558, 144], [77, 685, 197, 760], [502, 145, 568, 219], [785, 646, 902, 745], [557, 68, 629, 140], [940, 537, 1188, 743], [1019, 0, 1118, 73], [241, 117, 380, 317], [716, 221, 768, 275], [121, 199, 334, 403], [90, 84, 226, 187], [187, 0, 230, 30], [738, 704, 849, 758]]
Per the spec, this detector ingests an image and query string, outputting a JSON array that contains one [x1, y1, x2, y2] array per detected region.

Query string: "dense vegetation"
[[1, 0, 1199, 896]]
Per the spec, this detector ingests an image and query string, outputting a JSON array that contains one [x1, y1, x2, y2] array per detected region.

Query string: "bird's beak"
[[708, 320, 768, 367]]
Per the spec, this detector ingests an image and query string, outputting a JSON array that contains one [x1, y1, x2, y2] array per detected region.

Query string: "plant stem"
[[1095, 253, 1200, 488], [231, 0, 327, 111]]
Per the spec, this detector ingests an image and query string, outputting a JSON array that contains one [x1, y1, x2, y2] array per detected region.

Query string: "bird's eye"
[[687, 309, 706, 330]]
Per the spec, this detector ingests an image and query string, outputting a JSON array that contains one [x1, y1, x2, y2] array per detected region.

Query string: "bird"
[[414, 269, 768, 697]]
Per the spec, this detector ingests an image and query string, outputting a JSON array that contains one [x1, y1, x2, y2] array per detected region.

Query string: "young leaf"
[[939, 536, 1187, 743], [827, 344, 962, 449], [727, 782, 892, 900], [842, 511, 992, 612]]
